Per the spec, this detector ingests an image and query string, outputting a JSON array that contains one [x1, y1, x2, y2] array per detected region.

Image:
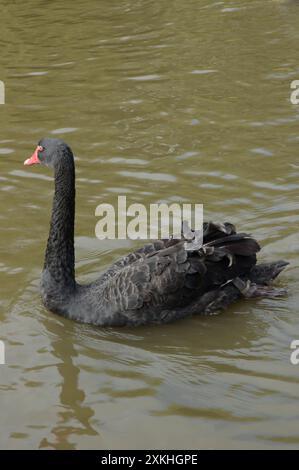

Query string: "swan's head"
[[24, 138, 72, 169]]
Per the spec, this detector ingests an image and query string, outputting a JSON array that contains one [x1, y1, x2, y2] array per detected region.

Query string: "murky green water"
[[0, 0, 299, 449]]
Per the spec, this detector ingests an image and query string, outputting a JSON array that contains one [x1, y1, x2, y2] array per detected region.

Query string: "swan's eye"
[[38, 145, 44, 152]]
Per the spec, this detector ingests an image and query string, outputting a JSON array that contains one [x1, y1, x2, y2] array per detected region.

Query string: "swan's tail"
[[249, 260, 289, 284], [181, 221, 289, 302], [230, 260, 289, 298]]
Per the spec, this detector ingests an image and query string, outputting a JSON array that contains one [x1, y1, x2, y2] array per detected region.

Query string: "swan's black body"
[[25, 138, 288, 326]]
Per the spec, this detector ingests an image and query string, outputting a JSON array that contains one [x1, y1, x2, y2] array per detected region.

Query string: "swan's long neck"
[[43, 152, 76, 293]]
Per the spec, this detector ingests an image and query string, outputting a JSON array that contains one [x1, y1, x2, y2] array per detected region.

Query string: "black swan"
[[24, 138, 288, 326]]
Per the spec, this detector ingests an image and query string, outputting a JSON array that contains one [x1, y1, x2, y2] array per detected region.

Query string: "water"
[[0, 0, 299, 449]]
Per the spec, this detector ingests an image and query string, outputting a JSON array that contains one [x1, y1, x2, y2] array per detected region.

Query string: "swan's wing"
[[99, 221, 237, 283], [99, 239, 180, 283], [97, 231, 260, 325], [98, 241, 205, 325]]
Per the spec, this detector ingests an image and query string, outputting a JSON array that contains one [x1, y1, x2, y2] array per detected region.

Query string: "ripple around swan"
[[0, 148, 15, 154], [117, 170, 177, 182]]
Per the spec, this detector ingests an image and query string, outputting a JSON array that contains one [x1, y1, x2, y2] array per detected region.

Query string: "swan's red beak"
[[24, 147, 40, 166]]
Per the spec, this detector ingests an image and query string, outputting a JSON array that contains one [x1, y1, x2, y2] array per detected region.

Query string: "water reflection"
[[39, 318, 97, 450]]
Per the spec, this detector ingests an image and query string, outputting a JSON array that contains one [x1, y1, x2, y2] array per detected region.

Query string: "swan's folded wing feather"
[[98, 242, 205, 324], [93, 227, 259, 325], [98, 220, 240, 284], [98, 239, 181, 283]]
